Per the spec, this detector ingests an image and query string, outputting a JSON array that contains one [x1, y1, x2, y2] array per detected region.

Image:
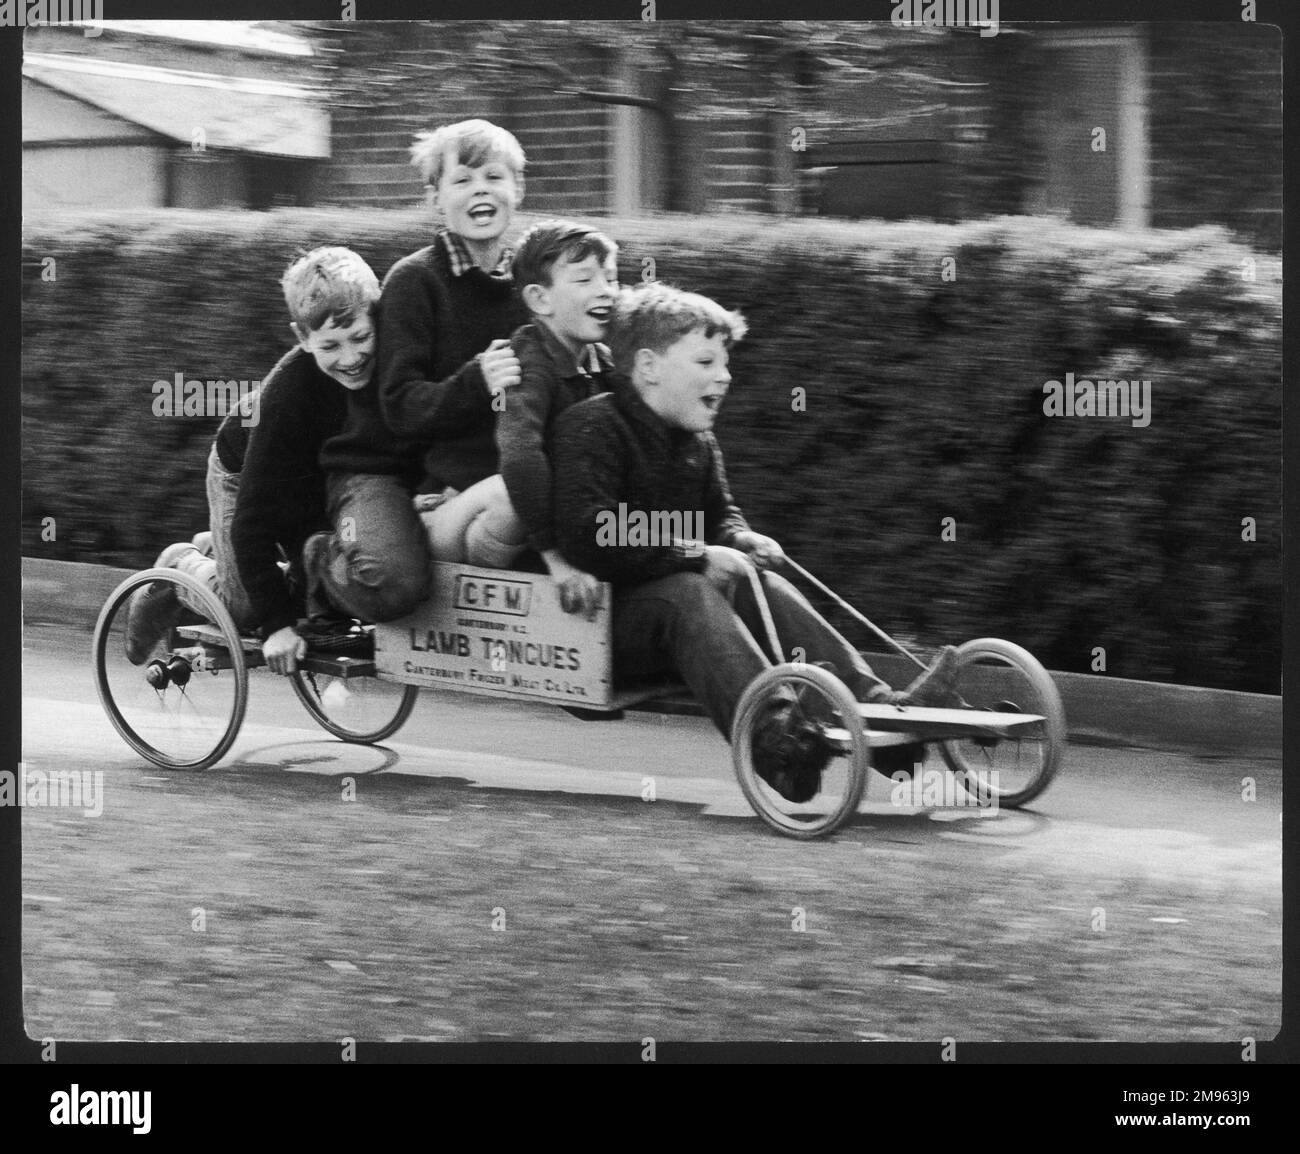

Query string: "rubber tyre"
[[92, 567, 248, 770], [732, 663, 870, 839], [291, 668, 419, 744], [938, 638, 1065, 808]]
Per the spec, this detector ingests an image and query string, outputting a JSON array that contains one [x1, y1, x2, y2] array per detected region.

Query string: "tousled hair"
[[607, 282, 748, 377], [409, 118, 526, 187], [281, 246, 380, 332], [512, 219, 617, 295]]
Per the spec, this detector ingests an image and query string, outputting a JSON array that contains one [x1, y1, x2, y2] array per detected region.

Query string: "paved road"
[[18, 623, 1283, 1043]]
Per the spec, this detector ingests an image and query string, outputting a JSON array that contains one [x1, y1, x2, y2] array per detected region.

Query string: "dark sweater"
[[498, 322, 610, 553], [319, 237, 528, 491], [226, 346, 347, 634], [551, 380, 751, 587], [214, 403, 253, 474]]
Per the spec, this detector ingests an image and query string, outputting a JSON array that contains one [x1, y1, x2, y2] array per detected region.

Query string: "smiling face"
[[636, 328, 733, 433], [294, 312, 376, 391], [524, 253, 619, 354], [431, 149, 522, 260]]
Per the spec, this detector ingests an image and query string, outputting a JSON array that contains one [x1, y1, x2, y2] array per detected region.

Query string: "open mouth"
[[587, 306, 611, 324], [338, 362, 371, 382], [701, 394, 724, 413], [467, 204, 498, 225]]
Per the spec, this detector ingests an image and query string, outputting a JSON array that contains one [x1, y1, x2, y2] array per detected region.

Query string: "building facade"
[[21, 20, 1282, 250]]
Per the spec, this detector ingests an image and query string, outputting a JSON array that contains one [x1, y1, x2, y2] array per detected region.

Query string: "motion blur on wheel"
[[731, 663, 871, 839], [93, 568, 248, 771], [94, 567, 418, 770], [939, 638, 1065, 808], [290, 664, 417, 744]]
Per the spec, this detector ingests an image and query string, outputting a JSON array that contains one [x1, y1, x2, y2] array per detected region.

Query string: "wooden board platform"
[[856, 703, 1045, 740], [174, 624, 376, 679], [175, 597, 1046, 743]]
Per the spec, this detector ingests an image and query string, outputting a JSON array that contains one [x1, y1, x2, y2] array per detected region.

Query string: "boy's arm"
[[374, 261, 492, 441], [496, 336, 560, 552], [230, 364, 324, 634], [552, 404, 709, 586], [703, 436, 752, 547], [700, 439, 786, 568]]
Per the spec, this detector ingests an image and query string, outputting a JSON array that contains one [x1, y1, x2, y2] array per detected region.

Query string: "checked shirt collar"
[[439, 229, 514, 279], [533, 320, 611, 381]]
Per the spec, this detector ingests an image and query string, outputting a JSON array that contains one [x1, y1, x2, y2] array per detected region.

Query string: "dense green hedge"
[[22, 209, 1281, 692]]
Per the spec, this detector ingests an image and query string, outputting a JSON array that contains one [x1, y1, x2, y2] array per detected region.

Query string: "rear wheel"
[[732, 663, 870, 839], [93, 568, 248, 770], [938, 638, 1065, 808], [291, 661, 418, 743]]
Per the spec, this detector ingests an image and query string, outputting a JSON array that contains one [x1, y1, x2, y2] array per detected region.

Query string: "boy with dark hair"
[[124, 246, 383, 675], [417, 218, 617, 616], [552, 281, 958, 801], [306, 119, 530, 624]]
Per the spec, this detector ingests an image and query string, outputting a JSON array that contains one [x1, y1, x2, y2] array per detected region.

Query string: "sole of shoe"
[[123, 581, 183, 665]]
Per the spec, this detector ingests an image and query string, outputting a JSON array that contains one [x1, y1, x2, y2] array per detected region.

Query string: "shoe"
[[867, 645, 961, 708], [301, 532, 341, 622], [191, 531, 214, 557], [871, 742, 924, 780], [123, 543, 191, 665], [751, 700, 835, 803], [297, 615, 373, 657]]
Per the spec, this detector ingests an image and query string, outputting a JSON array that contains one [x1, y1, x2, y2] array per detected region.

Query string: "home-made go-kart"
[[92, 556, 1065, 839]]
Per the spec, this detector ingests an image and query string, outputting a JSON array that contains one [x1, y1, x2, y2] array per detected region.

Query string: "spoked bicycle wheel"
[[938, 638, 1065, 808], [732, 663, 871, 839], [291, 658, 418, 743], [93, 568, 248, 770]]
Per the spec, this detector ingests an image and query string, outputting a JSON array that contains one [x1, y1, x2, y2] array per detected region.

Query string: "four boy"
[[129, 116, 956, 804]]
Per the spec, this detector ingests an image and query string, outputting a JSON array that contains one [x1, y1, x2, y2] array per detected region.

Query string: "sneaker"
[[751, 700, 835, 803], [867, 645, 962, 709], [122, 543, 191, 665], [191, 531, 214, 557]]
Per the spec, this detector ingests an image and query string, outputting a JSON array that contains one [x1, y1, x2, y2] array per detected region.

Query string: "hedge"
[[21, 208, 1281, 692]]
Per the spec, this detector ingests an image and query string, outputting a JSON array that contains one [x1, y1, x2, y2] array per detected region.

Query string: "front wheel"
[[938, 638, 1065, 808], [732, 663, 870, 839]]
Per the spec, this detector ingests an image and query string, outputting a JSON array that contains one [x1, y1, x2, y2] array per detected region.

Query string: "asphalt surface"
[[18, 622, 1283, 1043]]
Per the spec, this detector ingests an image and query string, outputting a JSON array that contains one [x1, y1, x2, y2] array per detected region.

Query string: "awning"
[[23, 52, 330, 159]]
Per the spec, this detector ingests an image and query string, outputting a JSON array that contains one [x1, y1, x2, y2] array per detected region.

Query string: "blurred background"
[[20, 18, 1281, 244], [21, 19, 1282, 693]]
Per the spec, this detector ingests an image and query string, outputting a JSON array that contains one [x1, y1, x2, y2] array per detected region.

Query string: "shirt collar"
[[533, 321, 611, 379], [440, 229, 514, 278]]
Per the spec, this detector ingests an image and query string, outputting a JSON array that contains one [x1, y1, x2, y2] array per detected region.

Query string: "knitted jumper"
[[320, 237, 529, 491], [224, 346, 347, 633], [498, 322, 611, 553], [551, 380, 751, 587]]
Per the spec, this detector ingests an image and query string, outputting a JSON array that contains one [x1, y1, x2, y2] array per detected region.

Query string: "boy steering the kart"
[[551, 281, 958, 801]]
